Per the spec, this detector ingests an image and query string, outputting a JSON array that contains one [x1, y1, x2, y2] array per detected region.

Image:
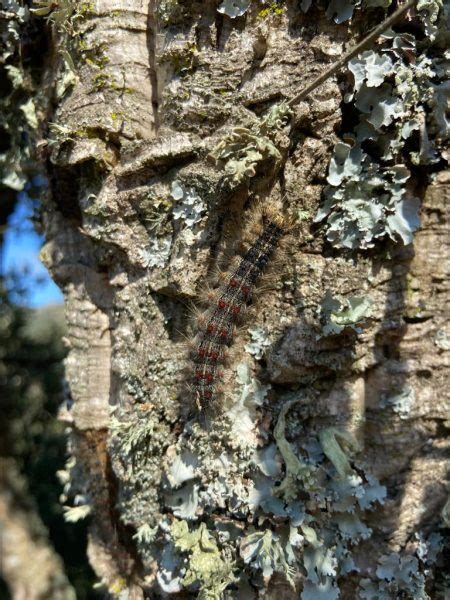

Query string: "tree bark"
[[31, 0, 448, 597]]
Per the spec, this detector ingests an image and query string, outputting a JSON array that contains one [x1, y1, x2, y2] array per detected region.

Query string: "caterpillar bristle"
[[186, 338, 199, 354], [214, 383, 226, 399], [217, 269, 230, 284], [196, 314, 209, 328], [176, 328, 193, 346], [197, 285, 220, 306]]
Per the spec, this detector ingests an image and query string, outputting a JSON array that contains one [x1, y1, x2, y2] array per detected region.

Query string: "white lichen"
[[217, 0, 250, 18], [170, 180, 206, 228], [244, 326, 272, 359]]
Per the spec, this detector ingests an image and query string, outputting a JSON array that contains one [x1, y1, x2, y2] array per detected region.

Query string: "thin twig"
[[287, 0, 418, 107]]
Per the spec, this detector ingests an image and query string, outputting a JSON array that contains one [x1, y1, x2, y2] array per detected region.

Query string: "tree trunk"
[[0, 460, 75, 600], [23, 0, 449, 597]]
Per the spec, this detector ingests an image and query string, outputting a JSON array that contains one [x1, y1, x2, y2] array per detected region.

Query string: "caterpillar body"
[[188, 207, 287, 418]]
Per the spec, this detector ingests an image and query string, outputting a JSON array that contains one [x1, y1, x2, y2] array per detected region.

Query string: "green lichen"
[[258, 2, 286, 18], [32, 0, 120, 96], [171, 520, 236, 598], [210, 102, 292, 184], [273, 399, 317, 500], [31, 0, 75, 27], [318, 428, 360, 479], [32, 0, 94, 34]]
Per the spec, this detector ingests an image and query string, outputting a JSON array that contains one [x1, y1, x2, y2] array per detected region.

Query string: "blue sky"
[[2, 192, 63, 307]]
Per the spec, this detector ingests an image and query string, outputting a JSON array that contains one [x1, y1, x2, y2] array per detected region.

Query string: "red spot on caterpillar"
[[207, 323, 215, 333], [198, 348, 206, 358], [218, 299, 227, 309], [232, 305, 240, 315], [210, 351, 219, 360], [219, 329, 229, 340], [229, 278, 238, 288]]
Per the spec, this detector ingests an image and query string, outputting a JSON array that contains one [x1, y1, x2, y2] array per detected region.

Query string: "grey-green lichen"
[[318, 290, 373, 337], [57, 455, 92, 523], [305, 0, 443, 31], [210, 102, 292, 184], [33, 0, 125, 99], [315, 142, 421, 249], [358, 531, 443, 599], [240, 530, 296, 587], [273, 400, 317, 499], [381, 385, 416, 419], [143, 384, 388, 597], [136, 176, 210, 267], [319, 428, 361, 478], [170, 180, 207, 228], [244, 327, 272, 360], [109, 407, 171, 529], [315, 4, 448, 250]]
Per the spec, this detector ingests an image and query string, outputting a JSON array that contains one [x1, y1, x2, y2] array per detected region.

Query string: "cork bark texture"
[[37, 1, 449, 597]]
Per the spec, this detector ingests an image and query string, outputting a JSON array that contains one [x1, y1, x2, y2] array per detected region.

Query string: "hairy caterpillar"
[[187, 205, 288, 419]]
